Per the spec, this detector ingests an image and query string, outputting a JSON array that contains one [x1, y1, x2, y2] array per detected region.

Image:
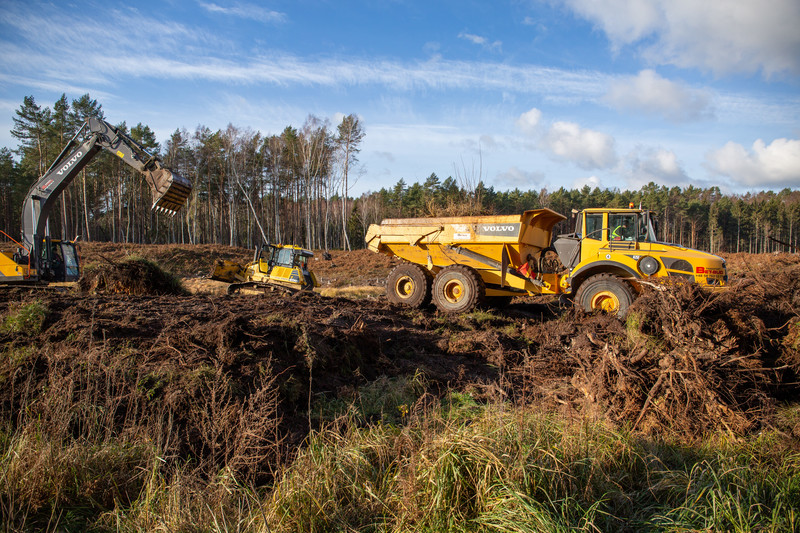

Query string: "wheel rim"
[[590, 290, 619, 313], [395, 275, 415, 299], [442, 279, 465, 303]]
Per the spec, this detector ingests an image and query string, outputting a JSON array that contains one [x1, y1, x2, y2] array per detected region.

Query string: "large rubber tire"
[[386, 263, 432, 308], [432, 265, 486, 314], [574, 273, 636, 318]]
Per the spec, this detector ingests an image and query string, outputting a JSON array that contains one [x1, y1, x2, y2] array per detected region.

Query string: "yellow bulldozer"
[[210, 244, 319, 295], [365, 207, 727, 316]]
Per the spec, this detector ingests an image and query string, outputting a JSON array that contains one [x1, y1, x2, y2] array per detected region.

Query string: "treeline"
[[2, 94, 799, 254]]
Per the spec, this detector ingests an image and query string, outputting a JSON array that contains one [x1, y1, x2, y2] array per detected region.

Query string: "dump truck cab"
[[553, 207, 727, 314]]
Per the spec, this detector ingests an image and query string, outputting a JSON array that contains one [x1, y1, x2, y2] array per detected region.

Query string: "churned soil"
[[1, 244, 798, 481], [76, 242, 399, 287]]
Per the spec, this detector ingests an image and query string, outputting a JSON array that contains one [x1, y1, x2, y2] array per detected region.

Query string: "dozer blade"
[[209, 259, 247, 283], [146, 168, 192, 215]]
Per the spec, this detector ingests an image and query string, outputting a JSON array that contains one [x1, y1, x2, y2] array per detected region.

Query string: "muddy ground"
[[1, 245, 798, 482], [76, 242, 399, 288]]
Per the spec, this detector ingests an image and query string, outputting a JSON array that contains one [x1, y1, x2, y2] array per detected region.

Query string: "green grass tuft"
[[1, 299, 47, 336]]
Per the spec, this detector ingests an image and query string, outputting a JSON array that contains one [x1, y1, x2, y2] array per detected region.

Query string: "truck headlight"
[[638, 256, 660, 276]]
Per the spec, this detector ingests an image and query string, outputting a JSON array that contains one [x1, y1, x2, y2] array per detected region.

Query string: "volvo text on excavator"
[[0, 117, 192, 285]]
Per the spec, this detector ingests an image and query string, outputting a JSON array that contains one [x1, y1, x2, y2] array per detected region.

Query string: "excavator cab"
[[41, 238, 80, 282]]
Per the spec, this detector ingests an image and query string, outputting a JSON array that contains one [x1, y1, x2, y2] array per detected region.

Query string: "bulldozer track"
[[226, 281, 313, 296]]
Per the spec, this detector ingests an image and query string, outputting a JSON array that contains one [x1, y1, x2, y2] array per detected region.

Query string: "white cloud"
[[572, 175, 602, 189], [625, 146, 689, 188], [706, 138, 800, 188], [542, 121, 618, 170], [604, 70, 713, 122], [562, 0, 800, 77], [515, 107, 542, 135], [198, 2, 286, 23], [458, 32, 502, 52], [494, 166, 546, 189]]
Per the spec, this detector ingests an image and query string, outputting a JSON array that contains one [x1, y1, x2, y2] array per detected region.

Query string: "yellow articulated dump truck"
[[365, 207, 727, 316]]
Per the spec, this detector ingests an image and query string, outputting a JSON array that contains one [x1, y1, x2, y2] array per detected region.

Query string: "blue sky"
[[1, 0, 798, 196]]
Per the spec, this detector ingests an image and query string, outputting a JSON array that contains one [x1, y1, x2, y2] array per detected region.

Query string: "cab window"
[[640, 213, 658, 242], [584, 213, 603, 240], [61, 244, 79, 277], [276, 248, 294, 267], [608, 214, 637, 241]]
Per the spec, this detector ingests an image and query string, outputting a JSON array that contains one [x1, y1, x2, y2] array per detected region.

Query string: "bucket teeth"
[[146, 168, 192, 215]]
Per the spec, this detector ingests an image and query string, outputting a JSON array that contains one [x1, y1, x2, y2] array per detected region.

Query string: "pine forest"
[[2, 93, 798, 254]]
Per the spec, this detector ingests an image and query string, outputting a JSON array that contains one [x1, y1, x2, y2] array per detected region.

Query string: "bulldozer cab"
[[256, 244, 313, 274], [275, 247, 296, 268]]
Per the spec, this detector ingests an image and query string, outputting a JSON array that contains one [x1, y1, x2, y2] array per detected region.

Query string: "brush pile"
[[78, 256, 188, 296], [514, 255, 800, 437]]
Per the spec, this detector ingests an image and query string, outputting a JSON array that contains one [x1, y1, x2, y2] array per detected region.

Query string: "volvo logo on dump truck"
[[476, 223, 520, 237]]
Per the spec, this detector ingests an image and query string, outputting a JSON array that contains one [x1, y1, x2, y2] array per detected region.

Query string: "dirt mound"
[[510, 256, 800, 437], [78, 257, 188, 296], [0, 289, 492, 482], [78, 242, 253, 278], [310, 248, 398, 287]]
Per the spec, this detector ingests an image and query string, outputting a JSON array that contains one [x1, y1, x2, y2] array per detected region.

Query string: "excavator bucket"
[[146, 168, 192, 215]]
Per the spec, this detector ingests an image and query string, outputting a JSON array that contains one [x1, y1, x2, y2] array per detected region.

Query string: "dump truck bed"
[[365, 209, 566, 273]]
